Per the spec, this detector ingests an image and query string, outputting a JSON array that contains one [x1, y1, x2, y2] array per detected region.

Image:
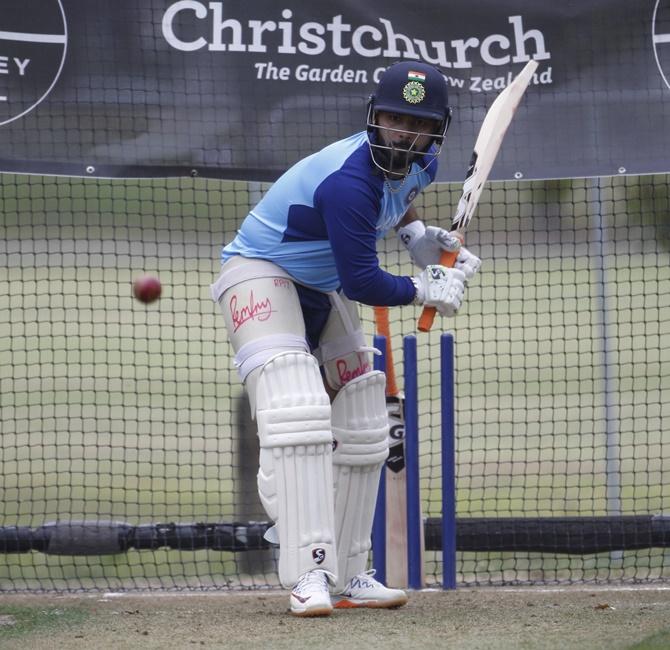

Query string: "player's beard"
[[372, 142, 423, 178]]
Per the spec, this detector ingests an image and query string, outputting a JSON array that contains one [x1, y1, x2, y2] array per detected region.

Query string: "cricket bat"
[[418, 59, 538, 332], [374, 305, 425, 587]]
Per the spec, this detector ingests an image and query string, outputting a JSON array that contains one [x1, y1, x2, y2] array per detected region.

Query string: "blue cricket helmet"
[[369, 61, 451, 126], [366, 61, 452, 178]]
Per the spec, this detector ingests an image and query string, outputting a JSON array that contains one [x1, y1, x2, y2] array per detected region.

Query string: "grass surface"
[[0, 604, 89, 639]]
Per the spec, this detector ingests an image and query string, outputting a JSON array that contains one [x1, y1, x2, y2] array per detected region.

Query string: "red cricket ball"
[[133, 275, 162, 304]]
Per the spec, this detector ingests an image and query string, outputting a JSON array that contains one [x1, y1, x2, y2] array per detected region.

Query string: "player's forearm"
[[329, 221, 414, 304], [339, 266, 416, 306]]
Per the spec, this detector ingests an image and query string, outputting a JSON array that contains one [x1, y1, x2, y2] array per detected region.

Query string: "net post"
[[403, 335, 422, 589], [371, 334, 387, 584], [441, 333, 457, 589]]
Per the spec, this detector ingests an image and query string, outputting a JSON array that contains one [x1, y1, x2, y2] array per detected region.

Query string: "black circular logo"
[[0, 0, 67, 126]]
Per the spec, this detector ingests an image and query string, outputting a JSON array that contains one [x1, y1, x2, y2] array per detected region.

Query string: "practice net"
[[1, 171, 669, 591]]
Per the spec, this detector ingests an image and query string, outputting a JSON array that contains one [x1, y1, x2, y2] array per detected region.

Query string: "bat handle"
[[373, 306, 400, 397], [417, 249, 459, 332]]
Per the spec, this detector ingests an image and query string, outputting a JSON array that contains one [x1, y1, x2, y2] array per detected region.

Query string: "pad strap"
[[210, 257, 292, 302], [234, 334, 308, 382], [314, 330, 370, 365]]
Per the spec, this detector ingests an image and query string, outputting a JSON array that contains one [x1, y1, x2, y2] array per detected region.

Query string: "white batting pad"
[[255, 351, 337, 586], [331, 371, 389, 591]]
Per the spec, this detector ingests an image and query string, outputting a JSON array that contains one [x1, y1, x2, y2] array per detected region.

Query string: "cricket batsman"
[[212, 60, 481, 616]]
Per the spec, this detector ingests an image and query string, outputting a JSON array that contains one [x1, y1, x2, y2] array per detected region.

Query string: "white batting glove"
[[398, 220, 459, 268], [453, 245, 482, 283], [398, 220, 481, 282], [412, 265, 466, 317]]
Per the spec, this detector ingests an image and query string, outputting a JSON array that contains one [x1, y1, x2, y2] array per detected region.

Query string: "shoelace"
[[294, 570, 328, 594], [348, 569, 380, 590]]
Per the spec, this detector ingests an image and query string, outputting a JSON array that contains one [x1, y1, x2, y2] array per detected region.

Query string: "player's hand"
[[453, 244, 481, 283], [412, 265, 466, 317], [398, 220, 481, 282]]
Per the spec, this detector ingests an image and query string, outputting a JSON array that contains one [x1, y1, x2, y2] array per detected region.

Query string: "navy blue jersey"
[[223, 131, 437, 306]]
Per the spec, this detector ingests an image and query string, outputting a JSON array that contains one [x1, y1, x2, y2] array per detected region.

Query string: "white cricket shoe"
[[332, 570, 409, 609], [289, 569, 334, 617]]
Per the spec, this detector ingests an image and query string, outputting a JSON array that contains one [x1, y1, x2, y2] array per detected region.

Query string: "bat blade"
[[418, 59, 538, 332], [451, 59, 538, 232], [373, 306, 425, 588], [383, 393, 409, 588]]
